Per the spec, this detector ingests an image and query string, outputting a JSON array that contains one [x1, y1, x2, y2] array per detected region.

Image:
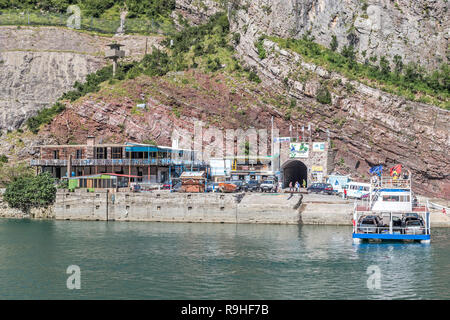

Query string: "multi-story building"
[[30, 136, 205, 184]]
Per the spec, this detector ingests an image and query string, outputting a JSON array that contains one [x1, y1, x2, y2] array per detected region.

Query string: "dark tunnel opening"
[[282, 160, 308, 188]]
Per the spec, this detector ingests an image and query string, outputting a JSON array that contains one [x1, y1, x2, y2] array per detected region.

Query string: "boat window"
[[382, 195, 400, 201], [399, 195, 411, 202]]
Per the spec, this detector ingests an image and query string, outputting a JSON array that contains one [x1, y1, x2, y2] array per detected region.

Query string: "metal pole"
[[271, 116, 274, 173]]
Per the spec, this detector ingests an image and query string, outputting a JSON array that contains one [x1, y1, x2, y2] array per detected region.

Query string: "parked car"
[[218, 182, 237, 193], [260, 180, 276, 192], [230, 180, 245, 192], [392, 216, 403, 233], [161, 183, 171, 190], [402, 215, 425, 235], [307, 183, 334, 195], [357, 215, 383, 233], [244, 180, 260, 192], [170, 181, 182, 193]]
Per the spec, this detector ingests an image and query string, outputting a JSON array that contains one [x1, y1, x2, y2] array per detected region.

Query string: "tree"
[[4, 172, 56, 213], [379, 56, 391, 79], [330, 35, 338, 52], [393, 54, 403, 76]]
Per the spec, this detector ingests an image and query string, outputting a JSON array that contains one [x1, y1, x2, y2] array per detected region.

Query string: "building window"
[[76, 149, 83, 159], [53, 150, 59, 159], [95, 147, 107, 159], [112, 147, 123, 159]]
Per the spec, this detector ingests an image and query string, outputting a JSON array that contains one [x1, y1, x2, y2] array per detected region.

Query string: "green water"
[[0, 218, 449, 299]]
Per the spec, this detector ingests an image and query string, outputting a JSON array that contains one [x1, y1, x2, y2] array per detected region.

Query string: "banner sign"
[[274, 137, 291, 143], [312, 142, 325, 152], [289, 143, 309, 158]]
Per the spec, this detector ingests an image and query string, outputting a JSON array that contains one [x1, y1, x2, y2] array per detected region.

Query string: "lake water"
[[0, 218, 449, 299]]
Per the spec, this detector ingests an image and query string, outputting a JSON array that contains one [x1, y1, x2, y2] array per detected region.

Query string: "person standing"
[[343, 188, 347, 199], [289, 181, 293, 192]]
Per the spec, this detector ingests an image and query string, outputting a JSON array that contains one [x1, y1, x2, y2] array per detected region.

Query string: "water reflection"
[[0, 219, 448, 299]]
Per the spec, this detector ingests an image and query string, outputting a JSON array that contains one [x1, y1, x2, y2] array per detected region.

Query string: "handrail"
[[355, 225, 429, 235], [30, 159, 206, 166]]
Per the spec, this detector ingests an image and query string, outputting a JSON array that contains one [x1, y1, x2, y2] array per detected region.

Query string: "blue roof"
[[380, 188, 410, 192]]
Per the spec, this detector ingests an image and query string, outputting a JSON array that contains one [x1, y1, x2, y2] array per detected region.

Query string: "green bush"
[[248, 70, 262, 83], [4, 172, 56, 213], [0, 154, 8, 164], [255, 36, 267, 60], [316, 86, 332, 104], [26, 102, 66, 133]]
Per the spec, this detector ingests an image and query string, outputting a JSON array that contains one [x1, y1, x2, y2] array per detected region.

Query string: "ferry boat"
[[352, 170, 431, 244]]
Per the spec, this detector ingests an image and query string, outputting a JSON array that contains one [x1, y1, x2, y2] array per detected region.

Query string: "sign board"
[[313, 142, 326, 152], [274, 137, 291, 143], [311, 166, 323, 173], [289, 143, 309, 158]]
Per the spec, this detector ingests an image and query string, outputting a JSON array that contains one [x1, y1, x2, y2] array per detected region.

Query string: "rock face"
[[230, 0, 448, 68], [173, 0, 223, 25], [237, 36, 450, 198], [0, 26, 158, 131]]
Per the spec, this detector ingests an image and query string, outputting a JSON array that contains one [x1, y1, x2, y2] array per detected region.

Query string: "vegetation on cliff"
[[24, 12, 263, 134], [0, 0, 175, 20], [269, 35, 449, 109]]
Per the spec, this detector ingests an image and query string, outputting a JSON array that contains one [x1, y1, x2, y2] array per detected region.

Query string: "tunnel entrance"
[[282, 160, 308, 188]]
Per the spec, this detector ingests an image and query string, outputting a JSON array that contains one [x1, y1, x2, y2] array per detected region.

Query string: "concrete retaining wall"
[[3, 189, 449, 226], [54, 190, 305, 224]]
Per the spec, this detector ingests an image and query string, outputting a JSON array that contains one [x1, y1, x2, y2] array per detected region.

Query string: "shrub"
[[4, 172, 56, 213], [330, 35, 338, 52], [248, 70, 262, 83], [255, 36, 267, 59], [316, 86, 332, 104], [26, 102, 66, 134]]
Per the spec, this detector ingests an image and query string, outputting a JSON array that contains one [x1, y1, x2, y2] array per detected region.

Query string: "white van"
[[344, 182, 370, 199]]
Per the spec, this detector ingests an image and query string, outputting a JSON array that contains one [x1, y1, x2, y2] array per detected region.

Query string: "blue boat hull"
[[352, 233, 430, 241]]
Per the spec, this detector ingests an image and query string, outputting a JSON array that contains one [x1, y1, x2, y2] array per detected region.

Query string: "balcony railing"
[[30, 159, 206, 167]]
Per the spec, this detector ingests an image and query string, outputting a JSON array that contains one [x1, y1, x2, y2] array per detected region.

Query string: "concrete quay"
[[52, 190, 355, 225], [1, 189, 449, 227]]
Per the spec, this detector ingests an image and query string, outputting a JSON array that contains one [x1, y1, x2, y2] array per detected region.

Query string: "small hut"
[[180, 171, 206, 193]]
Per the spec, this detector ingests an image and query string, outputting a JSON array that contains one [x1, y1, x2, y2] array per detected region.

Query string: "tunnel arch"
[[282, 160, 308, 189]]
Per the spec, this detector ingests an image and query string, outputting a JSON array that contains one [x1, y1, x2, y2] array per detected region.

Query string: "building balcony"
[[30, 158, 205, 167]]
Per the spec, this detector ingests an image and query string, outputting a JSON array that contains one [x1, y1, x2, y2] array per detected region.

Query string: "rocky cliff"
[[0, 26, 159, 131], [0, 1, 448, 198], [230, 0, 448, 68]]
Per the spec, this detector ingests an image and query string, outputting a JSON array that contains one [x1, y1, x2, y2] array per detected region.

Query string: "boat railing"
[[354, 225, 429, 235], [371, 177, 411, 189]]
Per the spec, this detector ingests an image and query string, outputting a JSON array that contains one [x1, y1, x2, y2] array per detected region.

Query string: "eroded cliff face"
[[0, 26, 158, 131], [229, 0, 448, 68], [0, 1, 448, 198], [241, 38, 449, 198], [174, 0, 450, 197]]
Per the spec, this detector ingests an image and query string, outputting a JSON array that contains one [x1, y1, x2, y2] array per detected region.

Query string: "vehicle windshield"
[[264, 181, 274, 184], [361, 219, 375, 225], [406, 220, 422, 226]]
